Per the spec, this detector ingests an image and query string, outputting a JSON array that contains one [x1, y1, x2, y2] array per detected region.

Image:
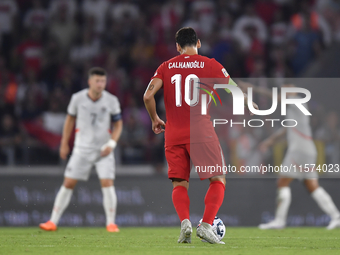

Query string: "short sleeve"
[[151, 62, 165, 81], [210, 59, 230, 79], [110, 97, 121, 116], [67, 95, 78, 116], [210, 59, 238, 93]]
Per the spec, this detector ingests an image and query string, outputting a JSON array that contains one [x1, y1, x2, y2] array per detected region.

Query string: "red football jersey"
[[152, 53, 230, 146]]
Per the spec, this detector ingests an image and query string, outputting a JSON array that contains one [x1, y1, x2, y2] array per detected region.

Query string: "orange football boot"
[[106, 224, 120, 232], [39, 221, 57, 231]]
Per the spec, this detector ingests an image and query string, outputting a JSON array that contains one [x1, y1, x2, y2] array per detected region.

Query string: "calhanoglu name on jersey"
[[169, 61, 204, 69]]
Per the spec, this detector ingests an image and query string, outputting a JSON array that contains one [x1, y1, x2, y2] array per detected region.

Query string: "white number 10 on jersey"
[[171, 74, 200, 107]]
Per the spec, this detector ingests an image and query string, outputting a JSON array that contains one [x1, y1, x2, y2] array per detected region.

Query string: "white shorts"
[[64, 151, 115, 181], [280, 150, 318, 179]]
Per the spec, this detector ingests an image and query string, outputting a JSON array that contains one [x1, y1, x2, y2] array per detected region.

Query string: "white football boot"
[[327, 217, 340, 230], [196, 222, 225, 244], [258, 220, 285, 230], [177, 219, 192, 243]]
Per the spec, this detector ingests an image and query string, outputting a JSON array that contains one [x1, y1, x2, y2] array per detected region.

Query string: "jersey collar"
[[87, 90, 103, 103]]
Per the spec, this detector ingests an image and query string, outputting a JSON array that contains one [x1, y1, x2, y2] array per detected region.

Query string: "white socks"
[[49, 185, 118, 226], [275, 187, 291, 224], [311, 187, 340, 220], [102, 186, 117, 226], [272, 186, 340, 225], [50, 186, 73, 225]]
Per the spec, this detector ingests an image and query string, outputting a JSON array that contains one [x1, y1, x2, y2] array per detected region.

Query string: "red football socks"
[[172, 186, 190, 222], [202, 181, 225, 225]]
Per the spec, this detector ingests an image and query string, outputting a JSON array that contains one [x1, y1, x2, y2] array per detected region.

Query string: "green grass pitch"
[[1, 227, 340, 255]]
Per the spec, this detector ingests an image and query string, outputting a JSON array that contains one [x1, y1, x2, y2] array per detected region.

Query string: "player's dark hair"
[[88, 67, 107, 77], [175, 27, 198, 48]]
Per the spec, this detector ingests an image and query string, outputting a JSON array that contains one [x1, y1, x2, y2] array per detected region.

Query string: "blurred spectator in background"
[[190, 0, 216, 36], [159, 0, 184, 33], [49, 3, 77, 54], [111, 0, 139, 22], [0, 56, 17, 114], [289, 14, 322, 75], [120, 113, 148, 164], [236, 125, 262, 170], [14, 28, 43, 75], [316, 112, 340, 165], [123, 97, 150, 130], [41, 35, 62, 88], [0, 114, 21, 165], [104, 51, 127, 98], [41, 99, 65, 136], [24, 0, 48, 30], [233, 4, 267, 53], [154, 30, 179, 63], [49, 0, 77, 21], [316, 0, 340, 42], [130, 35, 154, 64], [291, 0, 332, 47], [70, 29, 100, 65], [219, 0, 242, 18], [255, 0, 279, 25], [53, 64, 81, 99], [182, 9, 202, 37], [209, 22, 233, 66], [269, 46, 293, 84], [0, 0, 18, 66], [270, 10, 289, 46], [16, 70, 46, 120], [82, 0, 109, 35]]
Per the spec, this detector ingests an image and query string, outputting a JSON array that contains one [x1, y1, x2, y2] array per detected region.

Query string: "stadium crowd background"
[[0, 0, 340, 172]]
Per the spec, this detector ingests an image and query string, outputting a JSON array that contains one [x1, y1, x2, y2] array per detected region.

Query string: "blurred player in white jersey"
[[253, 83, 340, 230], [39, 67, 123, 232]]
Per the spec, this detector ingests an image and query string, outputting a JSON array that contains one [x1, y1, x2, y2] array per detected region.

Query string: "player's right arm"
[[143, 78, 165, 134], [60, 114, 76, 160], [259, 128, 287, 153], [60, 94, 78, 159]]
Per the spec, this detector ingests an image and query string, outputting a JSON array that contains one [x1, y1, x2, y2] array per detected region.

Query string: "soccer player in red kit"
[[143, 27, 257, 244]]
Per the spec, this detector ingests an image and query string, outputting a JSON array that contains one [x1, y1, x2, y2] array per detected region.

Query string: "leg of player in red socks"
[[172, 180, 192, 243], [196, 176, 226, 244], [172, 184, 190, 221], [202, 178, 226, 225]]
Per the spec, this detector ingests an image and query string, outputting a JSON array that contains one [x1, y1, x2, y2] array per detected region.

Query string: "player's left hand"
[[248, 102, 259, 116], [101, 146, 113, 157]]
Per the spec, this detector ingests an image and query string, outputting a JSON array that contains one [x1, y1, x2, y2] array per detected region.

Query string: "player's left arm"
[[231, 79, 259, 115], [111, 119, 123, 142], [237, 79, 277, 101], [243, 93, 259, 116], [143, 78, 165, 134], [211, 60, 259, 115], [100, 96, 123, 156], [101, 118, 123, 157]]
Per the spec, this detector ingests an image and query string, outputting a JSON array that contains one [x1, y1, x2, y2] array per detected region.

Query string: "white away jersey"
[[286, 98, 317, 155], [67, 89, 121, 153]]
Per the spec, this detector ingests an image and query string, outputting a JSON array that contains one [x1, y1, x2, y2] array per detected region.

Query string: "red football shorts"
[[165, 141, 226, 182]]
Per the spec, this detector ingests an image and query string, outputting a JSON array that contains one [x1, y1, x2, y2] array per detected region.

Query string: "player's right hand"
[[60, 143, 70, 160], [152, 116, 165, 134]]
